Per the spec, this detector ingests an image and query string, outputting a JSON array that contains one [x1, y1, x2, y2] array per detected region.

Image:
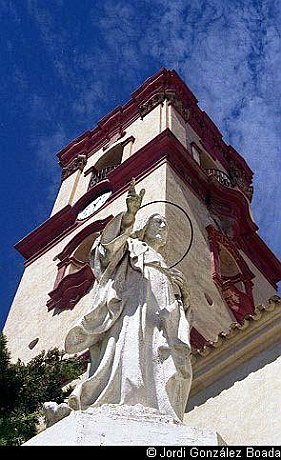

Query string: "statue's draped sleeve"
[[65, 212, 133, 354]]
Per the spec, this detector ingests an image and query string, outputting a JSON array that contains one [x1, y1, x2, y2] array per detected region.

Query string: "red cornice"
[[56, 68, 253, 185], [15, 211, 110, 263], [15, 180, 114, 262], [15, 129, 280, 287], [15, 205, 76, 261], [238, 232, 281, 288]]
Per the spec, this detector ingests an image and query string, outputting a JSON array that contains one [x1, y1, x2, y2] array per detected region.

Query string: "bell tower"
[[4, 69, 281, 441]]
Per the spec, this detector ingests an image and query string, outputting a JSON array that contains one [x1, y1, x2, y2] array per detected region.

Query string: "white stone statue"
[[46, 180, 193, 426]]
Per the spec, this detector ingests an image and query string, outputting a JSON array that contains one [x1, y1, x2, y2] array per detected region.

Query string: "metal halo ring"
[[139, 200, 193, 268]]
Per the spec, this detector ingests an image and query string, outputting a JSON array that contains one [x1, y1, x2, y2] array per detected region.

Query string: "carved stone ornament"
[[227, 159, 254, 201], [46, 182, 193, 425], [139, 91, 190, 121], [61, 154, 87, 181], [207, 225, 255, 323], [47, 264, 95, 312], [139, 91, 166, 118], [165, 90, 190, 121]]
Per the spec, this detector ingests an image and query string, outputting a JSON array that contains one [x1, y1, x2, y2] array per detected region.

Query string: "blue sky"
[[1, 0, 280, 330]]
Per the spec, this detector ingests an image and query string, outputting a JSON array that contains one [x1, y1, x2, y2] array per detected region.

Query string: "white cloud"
[[67, 0, 280, 257], [21, 0, 281, 256], [26, 0, 75, 83], [31, 124, 65, 209], [95, 0, 281, 257]]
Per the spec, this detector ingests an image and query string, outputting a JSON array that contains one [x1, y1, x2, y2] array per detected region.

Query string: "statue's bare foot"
[[43, 401, 72, 427]]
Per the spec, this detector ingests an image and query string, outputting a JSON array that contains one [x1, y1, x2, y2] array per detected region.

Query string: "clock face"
[[77, 190, 112, 220]]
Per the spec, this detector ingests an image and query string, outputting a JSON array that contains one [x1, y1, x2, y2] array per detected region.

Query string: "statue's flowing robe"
[[65, 213, 192, 420]]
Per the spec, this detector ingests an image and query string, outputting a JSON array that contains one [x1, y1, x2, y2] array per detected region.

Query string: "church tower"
[[4, 69, 281, 443]]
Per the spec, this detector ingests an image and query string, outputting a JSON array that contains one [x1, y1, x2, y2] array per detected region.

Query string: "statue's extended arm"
[[120, 178, 145, 233], [94, 179, 145, 271]]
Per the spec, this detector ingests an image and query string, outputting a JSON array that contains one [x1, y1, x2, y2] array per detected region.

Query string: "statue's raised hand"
[[126, 178, 145, 216]]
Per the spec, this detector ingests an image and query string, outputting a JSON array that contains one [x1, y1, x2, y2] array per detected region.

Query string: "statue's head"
[[133, 213, 168, 249]]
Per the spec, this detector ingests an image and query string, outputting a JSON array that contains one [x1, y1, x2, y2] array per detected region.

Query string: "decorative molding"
[[165, 90, 190, 121], [191, 295, 281, 360], [15, 204, 77, 261], [15, 181, 113, 263], [227, 158, 254, 201], [139, 91, 166, 119], [238, 231, 281, 289], [56, 68, 253, 188], [207, 224, 256, 323], [208, 212, 236, 240], [47, 264, 95, 311], [207, 225, 255, 281], [54, 255, 85, 289], [61, 154, 87, 181], [47, 218, 111, 312], [56, 218, 111, 263], [139, 90, 190, 121], [121, 135, 135, 148], [102, 130, 127, 151], [15, 130, 280, 289]]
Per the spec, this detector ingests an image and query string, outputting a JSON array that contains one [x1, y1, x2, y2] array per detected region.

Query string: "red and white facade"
[[4, 70, 281, 419]]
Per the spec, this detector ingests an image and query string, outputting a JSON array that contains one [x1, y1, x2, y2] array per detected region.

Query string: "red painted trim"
[[207, 226, 255, 281], [15, 205, 76, 261], [57, 216, 112, 262], [54, 265, 66, 289], [15, 129, 280, 287], [206, 225, 256, 323], [72, 182, 113, 216], [56, 68, 253, 185], [54, 256, 85, 289], [238, 232, 281, 288], [47, 264, 95, 311], [190, 327, 208, 350], [49, 219, 112, 311], [15, 182, 113, 261]]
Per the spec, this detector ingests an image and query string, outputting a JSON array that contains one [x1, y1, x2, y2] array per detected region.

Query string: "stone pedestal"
[[23, 404, 225, 446]]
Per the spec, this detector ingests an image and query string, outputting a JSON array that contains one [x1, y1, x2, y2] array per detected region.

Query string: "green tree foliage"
[[0, 333, 84, 446]]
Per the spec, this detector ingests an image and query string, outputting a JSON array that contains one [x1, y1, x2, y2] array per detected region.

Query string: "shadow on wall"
[[186, 340, 281, 411]]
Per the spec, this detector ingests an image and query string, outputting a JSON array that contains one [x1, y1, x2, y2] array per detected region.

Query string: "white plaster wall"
[[70, 104, 164, 206], [50, 170, 80, 216], [50, 102, 230, 217], [4, 164, 167, 362], [165, 166, 235, 341], [169, 106, 187, 148], [186, 121, 201, 148], [184, 354, 281, 445], [48, 104, 163, 216], [185, 121, 228, 173], [6, 159, 236, 362]]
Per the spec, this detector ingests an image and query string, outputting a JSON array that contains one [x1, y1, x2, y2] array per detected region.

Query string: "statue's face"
[[144, 214, 168, 246]]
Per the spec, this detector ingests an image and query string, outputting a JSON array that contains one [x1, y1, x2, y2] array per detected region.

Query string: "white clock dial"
[[77, 190, 112, 220]]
